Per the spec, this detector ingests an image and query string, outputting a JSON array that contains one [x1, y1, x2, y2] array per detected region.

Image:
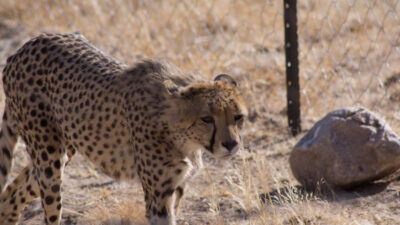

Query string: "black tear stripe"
[[206, 122, 216, 153]]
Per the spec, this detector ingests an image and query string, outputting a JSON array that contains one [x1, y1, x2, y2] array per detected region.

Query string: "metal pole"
[[284, 0, 301, 136]]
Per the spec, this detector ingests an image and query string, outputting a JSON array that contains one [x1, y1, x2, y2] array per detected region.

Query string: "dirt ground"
[[2, 1, 400, 224]]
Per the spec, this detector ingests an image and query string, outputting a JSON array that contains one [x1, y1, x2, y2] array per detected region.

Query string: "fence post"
[[284, 0, 301, 136]]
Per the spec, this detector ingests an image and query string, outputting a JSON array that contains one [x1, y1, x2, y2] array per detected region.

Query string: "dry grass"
[[1, 0, 400, 224]]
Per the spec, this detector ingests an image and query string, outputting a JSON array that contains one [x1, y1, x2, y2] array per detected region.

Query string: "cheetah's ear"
[[163, 80, 180, 97], [214, 74, 237, 87]]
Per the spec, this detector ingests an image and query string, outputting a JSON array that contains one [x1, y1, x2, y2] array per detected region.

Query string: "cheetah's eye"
[[234, 114, 244, 122], [201, 116, 214, 124]]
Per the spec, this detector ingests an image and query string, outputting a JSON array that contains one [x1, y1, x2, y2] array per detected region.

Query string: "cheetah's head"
[[164, 74, 248, 160]]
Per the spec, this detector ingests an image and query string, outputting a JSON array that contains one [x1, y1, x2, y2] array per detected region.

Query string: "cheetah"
[[0, 33, 247, 225]]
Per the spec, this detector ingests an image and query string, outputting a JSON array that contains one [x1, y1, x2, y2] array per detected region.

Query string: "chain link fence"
[[298, 0, 400, 130], [1, 0, 400, 141]]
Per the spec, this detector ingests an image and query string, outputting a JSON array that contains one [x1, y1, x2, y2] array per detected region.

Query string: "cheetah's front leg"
[[23, 121, 68, 225], [142, 173, 184, 225], [34, 143, 67, 225], [145, 188, 178, 225]]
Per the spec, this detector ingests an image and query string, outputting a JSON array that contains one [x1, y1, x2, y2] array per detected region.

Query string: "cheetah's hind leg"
[[0, 105, 19, 193], [0, 164, 40, 225]]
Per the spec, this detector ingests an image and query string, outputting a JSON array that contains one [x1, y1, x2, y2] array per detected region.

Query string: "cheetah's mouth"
[[212, 144, 240, 160], [217, 151, 237, 160], [220, 153, 234, 159]]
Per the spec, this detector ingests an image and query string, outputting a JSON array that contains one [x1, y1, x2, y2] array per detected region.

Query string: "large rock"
[[290, 107, 400, 189]]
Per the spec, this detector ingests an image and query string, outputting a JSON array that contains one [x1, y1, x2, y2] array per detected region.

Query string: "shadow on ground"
[[259, 181, 391, 205]]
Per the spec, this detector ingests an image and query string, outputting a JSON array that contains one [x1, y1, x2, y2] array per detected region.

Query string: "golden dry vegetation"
[[1, 0, 400, 224]]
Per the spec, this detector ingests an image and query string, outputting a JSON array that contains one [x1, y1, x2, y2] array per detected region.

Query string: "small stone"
[[290, 107, 400, 189]]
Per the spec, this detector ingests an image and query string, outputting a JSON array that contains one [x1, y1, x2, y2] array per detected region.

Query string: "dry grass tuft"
[[84, 197, 147, 225]]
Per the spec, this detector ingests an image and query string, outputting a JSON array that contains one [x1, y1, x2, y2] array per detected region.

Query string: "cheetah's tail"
[[0, 106, 18, 193]]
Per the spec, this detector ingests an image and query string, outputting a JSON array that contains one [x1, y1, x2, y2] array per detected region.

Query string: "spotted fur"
[[0, 33, 247, 225]]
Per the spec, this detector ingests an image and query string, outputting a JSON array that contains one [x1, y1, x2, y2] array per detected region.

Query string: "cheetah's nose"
[[222, 140, 238, 151]]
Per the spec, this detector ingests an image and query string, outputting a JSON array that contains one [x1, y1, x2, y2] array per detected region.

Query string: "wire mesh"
[[298, 0, 400, 130]]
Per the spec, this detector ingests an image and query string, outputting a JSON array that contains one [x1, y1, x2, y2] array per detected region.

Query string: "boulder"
[[290, 107, 400, 189]]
